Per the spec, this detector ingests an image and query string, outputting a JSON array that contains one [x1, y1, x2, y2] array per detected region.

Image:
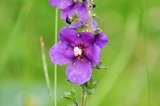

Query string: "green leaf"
[[66, 104, 76, 106], [62, 89, 76, 101], [87, 78, 99, 95], [95, 62, 107, 70], [71, 89, 76, 97]]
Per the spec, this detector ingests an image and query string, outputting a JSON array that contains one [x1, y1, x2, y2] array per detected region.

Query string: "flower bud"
[[66, 15, 72, 24], [92, 3, 96, 8]]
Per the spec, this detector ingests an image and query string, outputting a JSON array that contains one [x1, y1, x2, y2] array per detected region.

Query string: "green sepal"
[[92, 13, 100, 21], [76, 28, 84, 33], [72, 11, 78, 21], [93, 28, 103, 35]]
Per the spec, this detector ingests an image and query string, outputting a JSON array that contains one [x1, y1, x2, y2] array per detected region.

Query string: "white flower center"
[[74, 47, 82, 57]]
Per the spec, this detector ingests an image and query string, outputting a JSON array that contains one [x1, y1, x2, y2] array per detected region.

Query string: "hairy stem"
[[81, 0, 93, 106], [87, 0, 92, 31]]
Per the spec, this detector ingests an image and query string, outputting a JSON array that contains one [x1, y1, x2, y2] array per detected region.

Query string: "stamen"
[[78, 57, 84, 61], [81, 58, 84, 62], [78, 57, 81, 60]]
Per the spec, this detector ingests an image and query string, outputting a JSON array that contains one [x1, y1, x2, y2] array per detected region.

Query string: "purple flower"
[[49, 0, 87, 23], [49, 27, 108, 85]]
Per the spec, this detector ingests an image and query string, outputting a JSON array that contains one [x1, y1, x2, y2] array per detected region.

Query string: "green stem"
[[54, 8, 58, 106], [141, 0, 150, 105], [81, 83, 88, 106]]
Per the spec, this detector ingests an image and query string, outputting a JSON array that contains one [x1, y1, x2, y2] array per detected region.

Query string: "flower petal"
[[59, 27, 79, 47], [69, 20, 98, 30], [95, 33, 108, 49], [75, 2, 87, 23], [49, 41, 74, 65], [85, 44, 101, 67], [92, 20, 98, 31], [61, 2, 87, 23], [49, 0, 73, 9], [59, 27, 95, 47], [79, 32, 95, 47], [61, 4, 74, 22], [69, 22, 83, 29], [66, 58, 92, 85]]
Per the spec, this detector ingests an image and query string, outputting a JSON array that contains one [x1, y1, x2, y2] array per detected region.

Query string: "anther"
[[78, 57, 84, 61]]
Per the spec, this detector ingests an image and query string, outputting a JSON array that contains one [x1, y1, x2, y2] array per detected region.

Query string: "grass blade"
[[40, 37, 53, 106]]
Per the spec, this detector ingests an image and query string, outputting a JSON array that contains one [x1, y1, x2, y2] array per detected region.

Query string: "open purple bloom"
[[49, 27, 108, 85], [49, 0, 87, 23]]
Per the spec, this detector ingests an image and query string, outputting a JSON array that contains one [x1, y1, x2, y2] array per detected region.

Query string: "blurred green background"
[[0, 0, 160, 106]]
